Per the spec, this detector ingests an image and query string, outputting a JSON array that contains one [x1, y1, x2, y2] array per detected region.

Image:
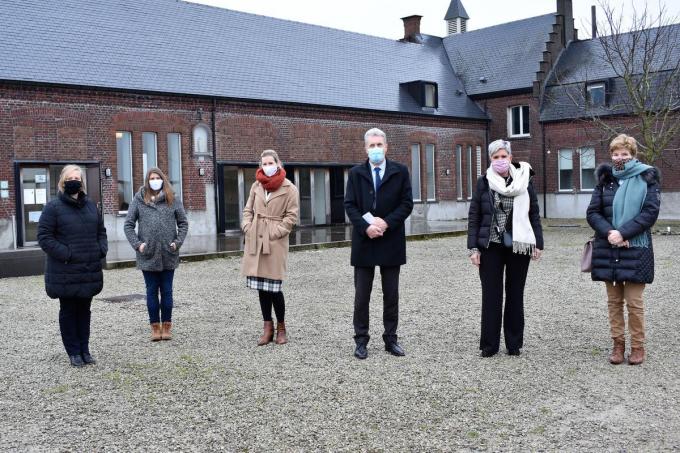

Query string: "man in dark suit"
[[344, 128, 414, 359]]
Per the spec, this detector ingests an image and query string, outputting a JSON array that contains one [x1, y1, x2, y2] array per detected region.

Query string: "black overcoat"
[[37, 192, 108, 299], [344, 159, 414, 267], [586, 163, 660, 284], [467, 164, 544, 250]]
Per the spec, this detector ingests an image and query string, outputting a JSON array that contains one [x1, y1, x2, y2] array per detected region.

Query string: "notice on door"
[[35, 189, 47, 204], [28, 211, 42, 223], [23, 188, 35, 204]]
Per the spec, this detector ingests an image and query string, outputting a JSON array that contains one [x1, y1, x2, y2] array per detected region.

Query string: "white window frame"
[[411, 144, 422, 202], [115, 131, 133, 214], [507, 105, 530, 138], [586, 82, 606, 107], [167, 133, 183, 201], [142, 132, 157, 177], [476, 145, 482, 176], [579, 146, 596, 192], [466, 145, 474, 200], [455, 145, 463, 200], [558, 148, 574, 192], [424, 84, 437, 108], [425, 144, 436, 201], [192, 124, 211, 156]]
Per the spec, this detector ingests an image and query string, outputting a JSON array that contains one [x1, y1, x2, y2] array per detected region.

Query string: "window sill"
[[508, 134, 531, 139]]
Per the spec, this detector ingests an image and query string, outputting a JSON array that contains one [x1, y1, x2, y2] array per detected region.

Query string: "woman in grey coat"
[[124, 168, 188, 341]]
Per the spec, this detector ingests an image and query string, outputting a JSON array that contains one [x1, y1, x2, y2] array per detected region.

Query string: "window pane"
[[512, 107, 520, 136], [424, 84, 436, 107], [558, 149, 573, 191], [426, 144, 435, 200], [587, 84, 606, 107], [580, 147, 596, 190], [142, 132, 157, 177], [168, 133, 182, 200], [522, 106, 530, 135], [298, 168, 312, 225], [467, 145, 473, 198], [313, 169, 327, 225], [476, 145, 482, 176], [456, 145, 463, 199], [116, 131, 133, 211], [411, 144, 421, 201], [193, 126, 209, 155]]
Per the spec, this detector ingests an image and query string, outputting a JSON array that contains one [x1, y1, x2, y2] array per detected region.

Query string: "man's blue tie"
[[374, 167, 382, 193]]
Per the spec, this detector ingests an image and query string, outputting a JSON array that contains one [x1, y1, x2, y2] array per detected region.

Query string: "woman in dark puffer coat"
[[586, 134, 660, 366], [38, 165, 108, 367]]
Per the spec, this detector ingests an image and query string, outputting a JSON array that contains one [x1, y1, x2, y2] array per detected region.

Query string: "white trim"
[[411, 144, 422, 202], [116, 131, 133, 213], [425, 144, 436, 201], [455, 144, 463, 200], [578, 146, 596, 192], [142, 132, 157, 177], [507, 105, 530, 138], [558, 148, 574, 192], [167, 133, 183, 201]]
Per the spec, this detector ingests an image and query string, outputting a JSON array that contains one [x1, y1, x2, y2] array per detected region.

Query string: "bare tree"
[[547, 0, 680, 164]]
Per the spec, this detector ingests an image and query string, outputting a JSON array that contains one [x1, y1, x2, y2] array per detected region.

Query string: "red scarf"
[[256, 167, 287, 192]]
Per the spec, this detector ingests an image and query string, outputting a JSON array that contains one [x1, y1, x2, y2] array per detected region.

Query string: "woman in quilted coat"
[[125, 168, 188, 341], [38, 165, 108, 367], [586, 134, 661, 366]]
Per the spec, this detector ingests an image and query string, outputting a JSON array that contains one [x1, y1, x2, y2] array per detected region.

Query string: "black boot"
[[69, 355, 85, 367]]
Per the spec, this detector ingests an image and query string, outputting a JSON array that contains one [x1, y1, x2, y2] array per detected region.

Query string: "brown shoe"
[[609, 339, 625, 365], [275, 321, 288, 345], [628, 347, 645, 365], [150, 323, 162, 342], [161, 322, 172, 341], [258, 321, 274, 346]]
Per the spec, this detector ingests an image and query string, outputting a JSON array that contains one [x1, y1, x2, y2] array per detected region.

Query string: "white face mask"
[[263, 165, 278, 177], [149, 179, 163, 191]]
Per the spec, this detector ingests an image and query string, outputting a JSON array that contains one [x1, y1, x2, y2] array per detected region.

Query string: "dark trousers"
[[142, 270, 175, 324], [58, 297, 92, 357], [353, 265, 400, 345], [259, 290, 285, 322], [479, 242, 531, 353]]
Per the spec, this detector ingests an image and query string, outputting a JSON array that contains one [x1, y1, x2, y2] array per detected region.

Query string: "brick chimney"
[[400, 15, 423, 43]]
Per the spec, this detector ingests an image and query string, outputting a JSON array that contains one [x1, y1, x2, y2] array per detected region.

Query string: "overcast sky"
[[186, 0, 680, 40]]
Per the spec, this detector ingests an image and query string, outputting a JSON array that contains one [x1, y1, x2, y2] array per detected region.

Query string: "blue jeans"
[[142, 270, 175, 324]]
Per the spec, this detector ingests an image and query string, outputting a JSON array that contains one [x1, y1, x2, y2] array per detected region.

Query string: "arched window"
[[192, 124, 211, 155]]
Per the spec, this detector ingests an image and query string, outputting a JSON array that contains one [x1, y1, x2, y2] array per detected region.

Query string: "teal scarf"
[[612, 159, 652, 248]]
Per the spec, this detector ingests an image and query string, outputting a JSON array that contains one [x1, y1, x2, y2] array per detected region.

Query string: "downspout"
[[541, 122, 547, 219], [211, 98, 219, 232], [484, 100, 490, 167]]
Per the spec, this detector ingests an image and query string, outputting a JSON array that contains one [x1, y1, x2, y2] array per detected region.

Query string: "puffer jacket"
[[586, 163, 661, 283], [124, 188, 189, 272], [37, 191, 108, 299], [467, 163, 544, 251]]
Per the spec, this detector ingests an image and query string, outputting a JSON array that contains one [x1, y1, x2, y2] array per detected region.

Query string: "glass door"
[[21, 167, 49, 245]]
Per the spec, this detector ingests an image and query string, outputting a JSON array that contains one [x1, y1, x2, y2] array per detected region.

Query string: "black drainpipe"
[[484, 100, 490, 167], [541, 122, 547, 219], [211, 98, 219, 232]]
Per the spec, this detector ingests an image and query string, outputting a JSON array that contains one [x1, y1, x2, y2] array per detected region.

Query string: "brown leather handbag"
[[580, 238, 593, 272]]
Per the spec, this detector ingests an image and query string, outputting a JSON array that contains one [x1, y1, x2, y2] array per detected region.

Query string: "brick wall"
[[0, 83, 487, 221]]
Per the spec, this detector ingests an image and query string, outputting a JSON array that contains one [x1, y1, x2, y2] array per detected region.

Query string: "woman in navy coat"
[[38, 165, 108, 367], [586, 134, 660, 366]]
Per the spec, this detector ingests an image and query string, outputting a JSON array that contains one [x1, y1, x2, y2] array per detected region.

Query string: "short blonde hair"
[[260, 149, 283, 167], [58, 164, 86, 193], [609, 134, 638, 156]]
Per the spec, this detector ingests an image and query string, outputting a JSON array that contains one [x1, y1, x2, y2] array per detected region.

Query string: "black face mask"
[[64, 180, 82, 195]]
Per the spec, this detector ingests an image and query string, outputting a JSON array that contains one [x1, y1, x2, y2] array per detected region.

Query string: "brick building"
[[0, 0, 678, 252]]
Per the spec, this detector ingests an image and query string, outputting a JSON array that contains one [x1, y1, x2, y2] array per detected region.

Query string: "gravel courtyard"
[[1, 227, 679, 451]]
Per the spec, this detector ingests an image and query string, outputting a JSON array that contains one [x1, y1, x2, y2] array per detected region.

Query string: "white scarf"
[[486, 161, 536, 254]]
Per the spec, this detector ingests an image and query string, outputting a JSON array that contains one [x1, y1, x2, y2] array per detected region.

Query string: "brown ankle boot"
[[258, 321, 274, 346], [628, 347, 645, 365], [150, 323, 162, 341], [609, 339, 625, 365], [275, 321, 288, 345], [161, 322, 172, 340]]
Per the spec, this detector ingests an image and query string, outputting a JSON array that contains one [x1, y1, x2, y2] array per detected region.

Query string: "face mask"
[[612, 157, 632, 171], [368, 148, 385, 165], [64, 180, 82, 195], [491, 159, 510, 174], [263, 165, 279, 177], [149, 179, 163, 191]]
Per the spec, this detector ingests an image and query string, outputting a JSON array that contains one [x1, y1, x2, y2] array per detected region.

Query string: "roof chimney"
[[401, 15, 423, 43], [591, 5, 597, 39]]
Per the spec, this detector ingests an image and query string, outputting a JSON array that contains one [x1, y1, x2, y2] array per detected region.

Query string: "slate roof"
[[443, 14, 555, 96], [540, 24, 680, 121], [445, 0, 469, 20], [0, 0, 486, 119]]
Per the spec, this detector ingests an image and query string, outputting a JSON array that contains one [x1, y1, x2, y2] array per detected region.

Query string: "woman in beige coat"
[[241, 150, 299, 346]]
